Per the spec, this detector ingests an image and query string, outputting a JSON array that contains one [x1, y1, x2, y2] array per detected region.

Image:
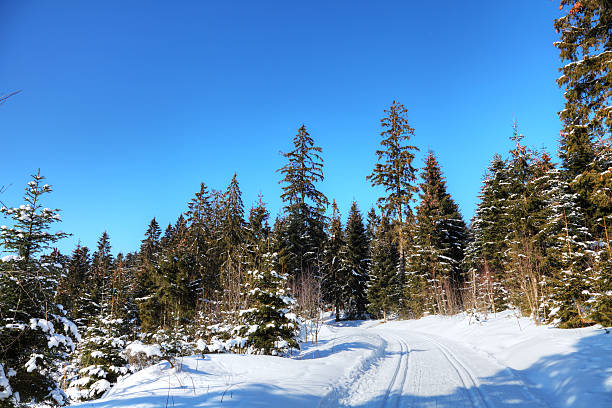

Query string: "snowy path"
[[321, 323, 550, 408], [75, 313, 612, 408]]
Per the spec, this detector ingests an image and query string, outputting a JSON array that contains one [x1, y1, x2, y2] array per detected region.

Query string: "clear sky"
[[1, 1, 565, 256]]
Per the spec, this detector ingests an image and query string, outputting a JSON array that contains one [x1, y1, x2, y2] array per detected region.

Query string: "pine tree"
[[277, 124, 328, 277], [0, 172, 78, 407], [321, 201, 347, 321], [343, 202, 369, 319]]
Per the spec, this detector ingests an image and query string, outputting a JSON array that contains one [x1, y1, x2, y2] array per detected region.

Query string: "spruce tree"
[[367, 217, 401, 320], [239, 252, 299, 355], [343, 202, 369, 319], [221, 174, 245, 253], [321, 201, 347, 321], [0, 170, 69, 267], [135, 218, 162, 332], [69, 254, 134, 401], [277, 124, 328, 277], [463, 155, 513, 312], [411, 151, 468, 315], [247, 196, 270, 267], [366, 207, 380, 244], [57, 245, 92, 328], [555, 1, 610, 171], [0, 172, 78, 407], [69, 307, 130, 401], [555, 1, 611, 233], [185, 182, 219, 301], [367, 101, 419, 271], [502, 125, 544, 316], [541, 166, 594, 327], [91, 232, 113, 321]]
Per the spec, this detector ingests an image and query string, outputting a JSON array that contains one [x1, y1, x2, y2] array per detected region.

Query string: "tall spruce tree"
[[321, 201, 347, 321], [367, 216, 401, 320], [91, 232, 113, 320], [555, 1, 611, 233], [463, 154, 513, 312], [410, 151, 468, 315], [185, 182, 220, 302], [277, 124, 328, 277], [57, 244, 92, 328], [343, 202, 369, 319], [541, 166, 594, 327], [502, 125, 544, 316], [135, 218, 162, 332], [367, 101, 419, 269]]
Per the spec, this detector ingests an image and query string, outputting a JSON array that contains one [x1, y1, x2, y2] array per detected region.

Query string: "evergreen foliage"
[[555, 0, 611, 234], [410, 151, 468, 316], [239, 252, 299, 355], [367, 217, 401, 320], [367, 101, 419, 261], [343, 202, 369, 319], [321, 201, 347, 321], [0, 173, 78, 407], [277, 125, 328, 277]]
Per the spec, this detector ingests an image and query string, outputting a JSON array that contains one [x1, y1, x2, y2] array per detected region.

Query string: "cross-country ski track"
[[76, 311, 612, 408], [319, 322, 549, 408]]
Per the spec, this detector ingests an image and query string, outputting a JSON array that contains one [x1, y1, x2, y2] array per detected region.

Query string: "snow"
[[123, 341, 162, 358], [25, 354, 43, 373], [73, 312, 611, 408], [0, 364, 13, 401], [1, 255, 21, 262]]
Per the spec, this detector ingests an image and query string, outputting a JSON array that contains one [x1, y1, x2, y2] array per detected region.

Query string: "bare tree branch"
[[0, 90, 22, 106]]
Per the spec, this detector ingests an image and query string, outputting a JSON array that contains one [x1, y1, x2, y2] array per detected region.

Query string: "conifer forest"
[[0, 1, 610, 407]]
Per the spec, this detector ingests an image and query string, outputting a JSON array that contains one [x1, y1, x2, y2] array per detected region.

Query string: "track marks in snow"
[[319, 324, 554, 408], [380, 336, 412, 408], [417, 334, 490, 408], [318, 333, 389, 408]]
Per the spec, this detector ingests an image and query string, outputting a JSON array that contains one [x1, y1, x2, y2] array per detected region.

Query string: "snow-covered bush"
[[67, 314, 132, 401]]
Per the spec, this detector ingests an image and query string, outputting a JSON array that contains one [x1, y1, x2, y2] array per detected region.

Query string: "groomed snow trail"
[[76, 314, 611, 408], [321, 322, 551, 408]]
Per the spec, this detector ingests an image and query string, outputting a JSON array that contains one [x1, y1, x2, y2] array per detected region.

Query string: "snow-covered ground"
[[74, 311, 612, 407]]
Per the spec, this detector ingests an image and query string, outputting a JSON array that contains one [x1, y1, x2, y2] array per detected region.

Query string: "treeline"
[[0, 1, 610, 406]]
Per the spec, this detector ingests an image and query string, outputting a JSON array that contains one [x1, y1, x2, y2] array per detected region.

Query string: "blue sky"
[[1, 1, 565, 255]]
